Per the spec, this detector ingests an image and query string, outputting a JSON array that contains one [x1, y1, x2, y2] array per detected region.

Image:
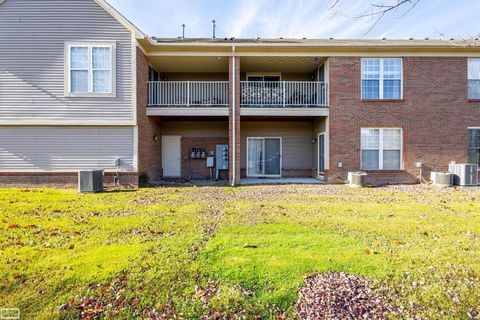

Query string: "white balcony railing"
[[240, 81, 328, 107], [148, 81, 229, 107]]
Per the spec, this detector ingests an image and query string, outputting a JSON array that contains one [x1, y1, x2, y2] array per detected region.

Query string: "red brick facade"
[[327, 56, 479, 185], [136, 48, 162, 183], [181, 137, 229, 180]]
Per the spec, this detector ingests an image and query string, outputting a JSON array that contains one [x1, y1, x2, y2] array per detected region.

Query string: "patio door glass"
[[247, 138, 263, 176], [247, 138, 281, 177]]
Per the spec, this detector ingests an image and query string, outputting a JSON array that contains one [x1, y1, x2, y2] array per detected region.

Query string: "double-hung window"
[[468, 128, 480, 166], [361, 128, 402, 170], [361, 58, 402, 100], [468, 59, 480, 99], [66, 42, 116, 97]]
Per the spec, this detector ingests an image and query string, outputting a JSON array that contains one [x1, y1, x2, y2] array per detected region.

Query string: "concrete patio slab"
[[240, 178, 325, 185]]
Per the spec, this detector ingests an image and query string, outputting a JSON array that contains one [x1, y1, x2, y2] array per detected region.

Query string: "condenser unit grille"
[[78, 170, 104, 193], [448, 164, 478, 186]]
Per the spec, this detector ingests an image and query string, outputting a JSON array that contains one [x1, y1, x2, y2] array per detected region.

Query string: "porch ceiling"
[[149, 56, 229, 73], [240, 56, 326, 73], [148, 56, 326, 73]]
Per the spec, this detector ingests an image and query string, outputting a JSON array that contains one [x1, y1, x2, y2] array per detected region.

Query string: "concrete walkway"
[[148, 179, 228, 186], [149, 178, 324, 186], [240, 177, 325, 185]]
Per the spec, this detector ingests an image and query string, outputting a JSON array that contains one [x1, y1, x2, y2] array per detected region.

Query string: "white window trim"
[[361, 128, 403, 170], [361, 58, 403, 100], [468, 127, 480, 169], [246, 137, 283, 178], [468, 59, 480, 99], [65, 41, 116, 98], [317, 132, 326, 177], [468, 59, 480, 80]]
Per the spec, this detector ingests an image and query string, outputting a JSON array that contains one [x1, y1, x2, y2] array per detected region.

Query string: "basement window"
[[361, 128, 403, 170], [468, 59, 480, 99], [361, 58, 402, 100], [468, 128, 480, 166], [65, 42, 116, 97]]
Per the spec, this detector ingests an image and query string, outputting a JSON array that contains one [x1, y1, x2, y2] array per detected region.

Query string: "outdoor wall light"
[[153, 134, 159, 141], [312, 138, 317, 144]]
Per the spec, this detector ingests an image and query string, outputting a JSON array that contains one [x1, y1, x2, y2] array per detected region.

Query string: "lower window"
[[468, 128, 480, 166], [361, 128, 402, 170]]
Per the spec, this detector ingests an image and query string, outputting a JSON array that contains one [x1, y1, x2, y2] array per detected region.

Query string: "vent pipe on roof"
[[182, 24, 185, 39], [212, 20, 216, 38]]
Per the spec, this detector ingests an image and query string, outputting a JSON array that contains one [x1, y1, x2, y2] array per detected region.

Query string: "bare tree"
[[330, 0, 420, 35]]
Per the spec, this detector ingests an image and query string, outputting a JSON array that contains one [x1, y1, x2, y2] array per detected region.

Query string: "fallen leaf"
[[364, 247, 374, 255], [193, 289, 205, 299]]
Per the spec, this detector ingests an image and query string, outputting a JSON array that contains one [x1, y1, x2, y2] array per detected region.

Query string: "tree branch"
[[329, 0, 420, 35]]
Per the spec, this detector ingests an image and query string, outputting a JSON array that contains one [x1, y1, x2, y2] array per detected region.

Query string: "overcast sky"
[[107, 0, 480, 40]]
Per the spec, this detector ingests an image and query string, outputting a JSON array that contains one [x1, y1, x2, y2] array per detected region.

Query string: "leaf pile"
[[60, 274, 144, 319], [296, 272, 394, 320]]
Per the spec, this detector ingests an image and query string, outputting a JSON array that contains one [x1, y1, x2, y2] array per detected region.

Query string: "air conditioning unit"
[[347, 171, 367, 187], [448, 163, 478, 186], [78, 170, 104, 193], [430, 172, 453, 187]]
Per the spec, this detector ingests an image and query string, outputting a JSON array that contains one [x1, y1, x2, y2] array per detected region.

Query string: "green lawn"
[[1, 185, 479, 319]]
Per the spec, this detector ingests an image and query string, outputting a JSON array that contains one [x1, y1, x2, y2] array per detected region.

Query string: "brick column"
[[137, 48, 162, 184], [228, 56, 241, 185]]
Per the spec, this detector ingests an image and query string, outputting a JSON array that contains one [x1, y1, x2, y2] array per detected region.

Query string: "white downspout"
[[231, 46, 236, 186]]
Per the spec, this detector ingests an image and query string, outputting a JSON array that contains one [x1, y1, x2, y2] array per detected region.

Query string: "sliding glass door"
[[247, 138, 282, 177]]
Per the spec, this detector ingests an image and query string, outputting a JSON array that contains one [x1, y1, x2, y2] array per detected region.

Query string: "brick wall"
[[327, 56, 479, 185], [229, 57, 241, 185], [181, 137, 229, 179], [136, 47, 162, 183]]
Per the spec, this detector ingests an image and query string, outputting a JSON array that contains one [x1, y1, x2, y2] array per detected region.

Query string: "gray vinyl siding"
[[0, 0, 134, 122], [240, 121, 314, 170], [161, 121, 228, 137], [0, 126, 135, 171]]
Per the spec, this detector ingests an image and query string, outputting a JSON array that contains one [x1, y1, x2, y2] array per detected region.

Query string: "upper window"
[[468, 128, 480, 166], [468, 59, 480, 99], [361, 58, 402, 100], [66, 42, 116, 97], [361, 128, 402, 170]]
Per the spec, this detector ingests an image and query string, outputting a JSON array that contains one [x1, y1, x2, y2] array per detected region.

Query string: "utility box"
[[216, 144, 229, 170], [78, 170, 104, 193], [448, 163, 478, 186], [206, 156, 214, 168]]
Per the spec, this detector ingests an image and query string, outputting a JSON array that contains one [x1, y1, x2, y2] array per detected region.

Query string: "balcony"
[[148, 81, 229, 107], [240, 81, 328, 108]]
